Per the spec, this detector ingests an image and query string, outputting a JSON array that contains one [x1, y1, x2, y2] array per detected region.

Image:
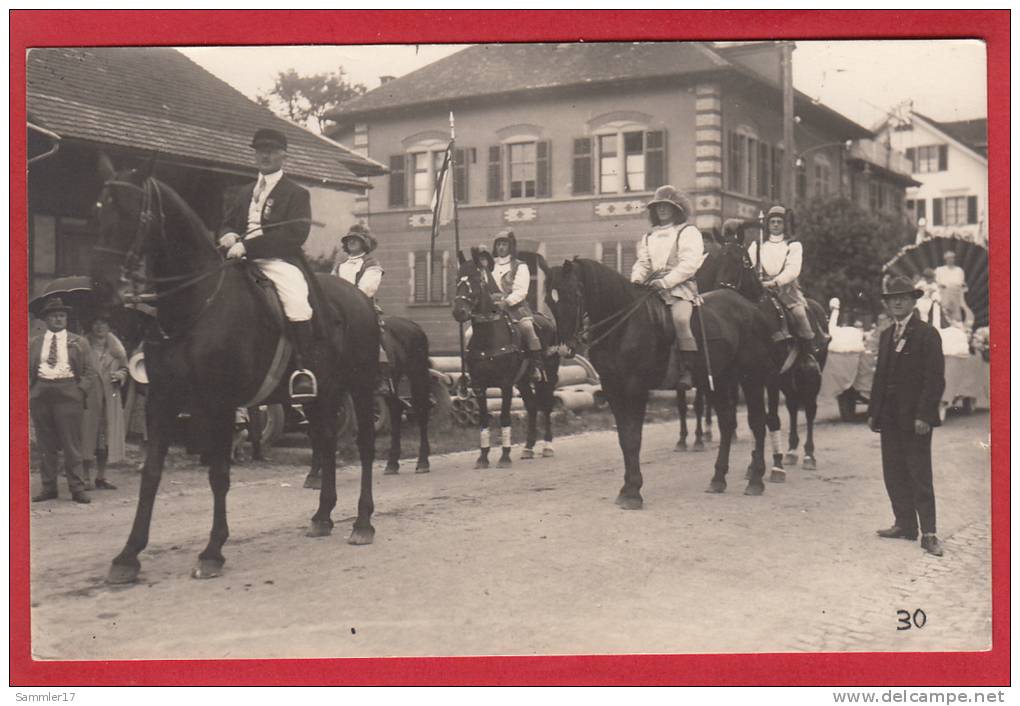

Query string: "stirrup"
[[289, 368, 318, 401]]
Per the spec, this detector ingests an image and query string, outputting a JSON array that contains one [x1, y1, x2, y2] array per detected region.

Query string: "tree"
[[795, 196, 914, 318], [258, 67, 367, 133]]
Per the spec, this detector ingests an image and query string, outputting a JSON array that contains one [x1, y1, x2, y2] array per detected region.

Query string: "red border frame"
[[10, 10, 1009, 686]]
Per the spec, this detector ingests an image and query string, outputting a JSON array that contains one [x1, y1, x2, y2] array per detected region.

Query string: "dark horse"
[[452, 249, 560, 467], [547, 258, 780, 507], [712, 224, 828, 480], [303, 314, 433, 488], [92, 167, 380, 584]]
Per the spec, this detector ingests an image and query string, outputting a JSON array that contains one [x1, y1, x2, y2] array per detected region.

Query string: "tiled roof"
[[331, 42, 731, 118], [935, 117, 988, 154], [27, 47, 386, 189]]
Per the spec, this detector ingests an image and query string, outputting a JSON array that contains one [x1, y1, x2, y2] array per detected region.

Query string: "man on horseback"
[[332, 223, 395, 397], [630, 185, 705, 391], [489, 230, 546, 382], [217, 128, 317, 400], [747, 205, 819, 373]]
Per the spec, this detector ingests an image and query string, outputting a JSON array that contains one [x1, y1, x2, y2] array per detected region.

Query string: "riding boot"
[[529, 350, 547, 383], [288, 321, 318, 401], [797, 338, 820, 373], [675, 349, 697, 391], [377, 359, 396, 398]]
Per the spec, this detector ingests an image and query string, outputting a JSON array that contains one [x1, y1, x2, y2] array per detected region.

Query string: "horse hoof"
[[106, 562, 140, 585], [191, 559, 224, 580], [706, 480, 727, 493], [383, 464, 399, 476], [347, 526, 375, 546], [520, 448, 535, 460], [614, 494, 643, 510], [415, 463, 430, 474], [744, 482, 765, 496], [692, 441, 706, 452], [784, 453, 799, 466], [303, 474, 321, 490], [802, 457, 817, 471], [674, 441, 688, 453], [705, 431, 714, 442], [305, 520, 333, 538], [474, 459, 490, 470], [497, 457, 512, 468], [541, 447, 555, 458], [769, 469, 787, 483]]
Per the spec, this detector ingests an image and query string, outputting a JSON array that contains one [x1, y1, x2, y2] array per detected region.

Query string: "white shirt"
[[333, 255, 383, 298], [747, 235, 803, 285], [246, 169, 284, 239], [492, 256, 530, 306], [630, 223, 704, 291], [934, 264, 966, 291], [38, 329, 73, 380]]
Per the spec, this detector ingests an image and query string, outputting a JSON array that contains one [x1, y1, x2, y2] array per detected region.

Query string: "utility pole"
[[781, 41, 796, 208]]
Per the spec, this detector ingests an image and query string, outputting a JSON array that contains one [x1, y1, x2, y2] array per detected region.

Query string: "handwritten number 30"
[[897, 609, 927, 630]]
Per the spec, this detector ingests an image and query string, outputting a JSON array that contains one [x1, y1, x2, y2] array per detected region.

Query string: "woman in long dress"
[[81, 314, 128, 490]]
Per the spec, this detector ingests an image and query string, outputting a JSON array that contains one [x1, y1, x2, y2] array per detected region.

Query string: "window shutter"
[[429, 251, 445, 302], [727, 131, 740, 191], [645, 130, 666, 190], [758, 141, 770, 197], [572, 138, 593, 195], [454, 148, 468, 204], [388, 155, 406, 208], [620, 241, 638, 277], [967, 195, 978, 224], [601, 241, 619, 272], [536, 140, 551, 198], [905, 147, 916, 171], [487, 145, 503, 202], [411, 251, 428, 303], [938, 145, 948, 171], [932, 198, 943, 226]]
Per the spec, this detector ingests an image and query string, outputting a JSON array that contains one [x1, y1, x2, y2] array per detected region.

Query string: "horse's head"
[[714, 218, 763, 301], [452, 248, 497, 323], [546, 259, 585, 354], [91, 158, 158, 308]]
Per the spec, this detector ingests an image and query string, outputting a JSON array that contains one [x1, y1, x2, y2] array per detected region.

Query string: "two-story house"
[[877, 110, 988, 244], [329, 42, 913, 352]]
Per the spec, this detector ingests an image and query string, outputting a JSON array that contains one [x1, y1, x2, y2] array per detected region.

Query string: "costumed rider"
[[490, 230, 546, 382], [217, 127, 318, 400], [332, 223, 395, 397], [630, 185, 706, 391], [748, 205, 819, 372]]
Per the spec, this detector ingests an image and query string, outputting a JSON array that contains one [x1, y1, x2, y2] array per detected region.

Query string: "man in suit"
[[29, 297, 98, 503], [868, 275, 946, 556], [217, 127, 317, 400]]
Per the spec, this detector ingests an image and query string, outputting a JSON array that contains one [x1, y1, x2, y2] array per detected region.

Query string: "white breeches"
[[253, 259, 312, 321]]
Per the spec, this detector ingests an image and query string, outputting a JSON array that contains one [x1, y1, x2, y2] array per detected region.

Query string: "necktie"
[[253, 175, 266, 203], [46, 334, 58, 367]]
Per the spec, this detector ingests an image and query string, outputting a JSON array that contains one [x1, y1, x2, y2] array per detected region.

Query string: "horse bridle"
[[559, 275, 658, 353], [716, 244, 753, 292]]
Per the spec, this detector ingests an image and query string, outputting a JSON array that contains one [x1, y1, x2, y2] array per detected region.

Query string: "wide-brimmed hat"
[[36, 296, 72, 318], [251, 128, 288, 150], [492, 229, 517, 257], [882, 275, 924, 299], [341, 223, 377, 253], [646, 185, 692, 225]]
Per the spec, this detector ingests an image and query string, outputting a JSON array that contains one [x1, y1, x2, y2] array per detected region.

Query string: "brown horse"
[[92, 167, 380, 584]]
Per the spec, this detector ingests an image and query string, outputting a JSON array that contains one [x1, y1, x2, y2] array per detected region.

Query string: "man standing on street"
[[868, 276, 946, 556], [29, 297, 98, 504]]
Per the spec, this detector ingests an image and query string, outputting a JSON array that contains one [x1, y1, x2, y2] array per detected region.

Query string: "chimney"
[[379, 75, 395, 85]]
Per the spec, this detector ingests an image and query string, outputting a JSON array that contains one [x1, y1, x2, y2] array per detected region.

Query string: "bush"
[[794, 197, 913, 318]]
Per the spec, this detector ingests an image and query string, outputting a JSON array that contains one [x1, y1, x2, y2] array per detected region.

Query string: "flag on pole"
[[430, 140, 455, 247]]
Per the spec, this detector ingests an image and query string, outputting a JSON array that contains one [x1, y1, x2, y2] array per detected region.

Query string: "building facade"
[[877, 111, 988, 244], [330, 42, 915, 352]]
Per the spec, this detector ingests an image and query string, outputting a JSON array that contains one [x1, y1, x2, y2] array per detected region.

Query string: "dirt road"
[[29, 407, 992, 659]]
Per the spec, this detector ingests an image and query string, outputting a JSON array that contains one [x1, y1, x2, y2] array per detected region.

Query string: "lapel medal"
[[263, 197, 273, 218]]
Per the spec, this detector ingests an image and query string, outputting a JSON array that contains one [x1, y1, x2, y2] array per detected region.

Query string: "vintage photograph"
[[24, 37, 992, 662]]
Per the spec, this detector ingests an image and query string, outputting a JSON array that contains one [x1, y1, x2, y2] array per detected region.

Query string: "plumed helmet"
[[646, 185, 693, 226], [341, 223, 377, 253], [492, 229, 517, 258]]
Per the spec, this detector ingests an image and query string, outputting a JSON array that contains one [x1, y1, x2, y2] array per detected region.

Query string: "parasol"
[[883, 238, 988, 328], [29, 275, 98, 323]]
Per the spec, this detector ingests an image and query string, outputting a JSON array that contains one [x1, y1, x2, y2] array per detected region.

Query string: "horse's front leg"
[[743, 379, 768, 496], [194, 405, 235, 579], [519, 383, 537, 459], [765, 380, 786, 482], [675, 387, 689, 452], [541, 379, 555, 457], [706, 382, 737, 493], [802, 396, 818, 470], [785, 394, 801, 466], [607, 386, 646, 509], [497, 385, 514, 467], [474, 388, 491, 469], [410, 367, 431, 473], [107, 384, 181, 584], [383, 392, 403, 475], [306, 393, 338, 538], [348, 383, 376, 546], [693, 387, 707, 451]]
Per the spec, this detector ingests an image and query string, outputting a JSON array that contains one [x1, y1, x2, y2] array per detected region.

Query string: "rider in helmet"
[[631, 185, 706, 391], [489, 230, 546, 382], [332, 223, 394, 396], [747, 205, 819, 372]]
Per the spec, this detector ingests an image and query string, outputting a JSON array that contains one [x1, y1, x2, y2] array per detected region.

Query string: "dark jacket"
[[868, 314, 945, 431], [29, 331, 98, 399], [218, 175, 311, 264]]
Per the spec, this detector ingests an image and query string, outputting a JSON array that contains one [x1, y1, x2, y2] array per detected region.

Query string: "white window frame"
[[408, 249, 452, 305], [507, 141, 538, 200], [405, 138, 449, 208], [594, 120, 650, 195], [813, 154, 832, 197], [943, 195, 968, 226]]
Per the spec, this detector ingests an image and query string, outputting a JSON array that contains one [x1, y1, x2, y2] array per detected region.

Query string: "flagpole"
[[450, 111, 467, 380]]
